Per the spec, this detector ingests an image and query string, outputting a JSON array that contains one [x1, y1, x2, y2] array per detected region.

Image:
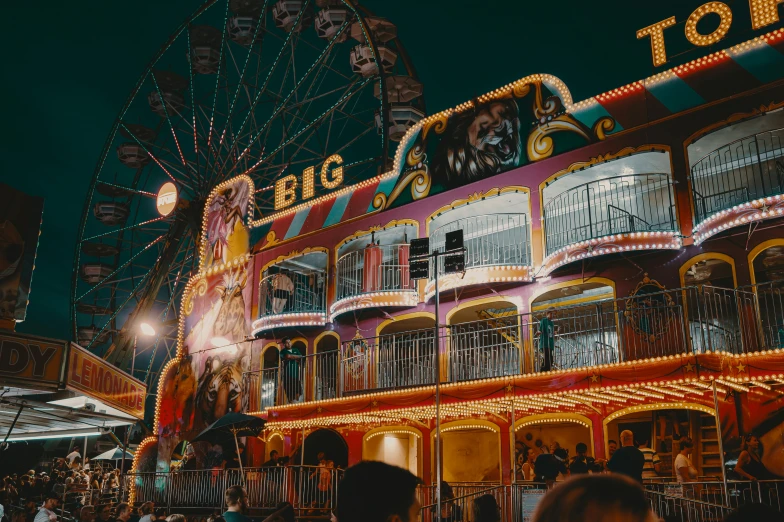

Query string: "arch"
[[375, 311, 436, 338], [300, 428, 349, 469], [528, 277, 616, 311], [290, 336, 308, 353], [748, 238, 784, 285], [431, 419, 502, 483], [679, 252, 737, 287], [334, 218, 420, 263], [602, 402, 716, 457], [315, 331, 341, 352], [445, 295, 523, 325], [683, 101, 784, 149], [424, 186, 532, 236], [260, 246, 330, 275], [362, 426, 423, 477], [510, 413, 594, 470], [261, 342, 280, 369], [264, 431, 285, 462]]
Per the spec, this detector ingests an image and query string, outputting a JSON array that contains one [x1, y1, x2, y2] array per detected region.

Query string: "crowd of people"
[[514, 430, 709, 485], [3, 439, 781, 522]]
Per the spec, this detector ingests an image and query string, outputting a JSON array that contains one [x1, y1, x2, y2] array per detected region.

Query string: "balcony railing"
[[257, 270, 326, 318], [430, 213, 531, 276], [340, 329, 436, 394], [336, 243, 415, 301], [544, 173, 677, 257], [691, 128, 784, 226], [249, 282, 771, 408]]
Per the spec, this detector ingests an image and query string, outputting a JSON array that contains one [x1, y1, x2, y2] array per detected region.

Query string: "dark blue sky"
[[1, 0, 767, 341]]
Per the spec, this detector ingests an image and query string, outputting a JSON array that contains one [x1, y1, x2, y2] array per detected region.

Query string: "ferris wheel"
[[71, 0, 425, 395]]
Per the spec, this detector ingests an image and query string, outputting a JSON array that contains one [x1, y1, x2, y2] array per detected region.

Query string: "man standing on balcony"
[[539, 309, 557, 371], [281, 337, 303, 403]]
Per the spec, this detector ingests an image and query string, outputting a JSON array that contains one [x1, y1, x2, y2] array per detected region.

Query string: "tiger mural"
[[194, 354, 246, 429]]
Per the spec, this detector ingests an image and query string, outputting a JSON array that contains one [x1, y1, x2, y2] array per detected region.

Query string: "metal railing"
[[691, 128, 784, 226], [544, 173, 677, 256], [250, 281, 771, 405], [421, 485, 508, 522], [258, 270, 326, 318], [336, 244, 415, 301], [340, 328, 436, 394], [430, 213, 531, 277], [123, 466, 343, 516]]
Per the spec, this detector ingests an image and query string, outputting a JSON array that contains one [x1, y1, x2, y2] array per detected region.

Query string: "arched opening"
[[529, 279, 616, 372], [314, 332, 339, 400], [363, 427, 422, 477], [301, 428, 349, 469], [680, 253, 736, 288], [433, 421, 501, 483], [370, 313, 436, 392], [446, 297, 522, 381], [604, 404, 718, 480], [749, 240, 784, 349], [259, 344, 280, 409], [512, 415, 593, 481], [264, 432, 285, 464]]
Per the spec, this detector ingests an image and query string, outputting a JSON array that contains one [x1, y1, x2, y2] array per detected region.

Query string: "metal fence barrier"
[[123, 466, 342, 516], [690, 127, 784, 226], [544, 173, 677, 256]]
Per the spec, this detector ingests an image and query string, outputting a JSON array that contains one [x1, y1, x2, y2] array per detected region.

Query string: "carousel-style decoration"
[[330, 290, 419, 321]]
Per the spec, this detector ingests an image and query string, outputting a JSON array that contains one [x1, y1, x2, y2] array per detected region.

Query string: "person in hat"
[[34, 492, 60, 522]]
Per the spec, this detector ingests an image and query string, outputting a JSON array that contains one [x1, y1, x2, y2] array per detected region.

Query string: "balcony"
[[332, 243, 418, 319], [542, 171, 679, 274], [691, 128, 784, 243], [426, 213, 532, 297], [251, 251, 327, 335]]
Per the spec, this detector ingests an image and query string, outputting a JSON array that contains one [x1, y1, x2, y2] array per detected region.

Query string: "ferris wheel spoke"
[[235, 75, 370, 179], [220, 4, 269, 149], [76, 234, 165, 302], [204, 0, 232, 171], [220, 0, 314, 173], [149, 72, 191, 170], [81, 216, 169, 242]]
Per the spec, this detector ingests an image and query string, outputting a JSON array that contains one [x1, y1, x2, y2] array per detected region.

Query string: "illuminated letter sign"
[[638, 1, 783, 66], [749, 0, 784, 29], [637, 17, 677, 67], [685, 2, 733, 46], [156, 182, 178, 216], [274, 154, 345, 210]]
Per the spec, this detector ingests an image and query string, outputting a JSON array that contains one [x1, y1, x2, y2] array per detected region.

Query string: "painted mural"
[[147, 177, 254, 473]]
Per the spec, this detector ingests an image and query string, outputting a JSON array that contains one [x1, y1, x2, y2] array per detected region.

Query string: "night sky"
[[1, 0, 767, 341]]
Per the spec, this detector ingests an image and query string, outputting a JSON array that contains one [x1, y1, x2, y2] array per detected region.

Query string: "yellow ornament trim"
[[260, 246, 330, 274]]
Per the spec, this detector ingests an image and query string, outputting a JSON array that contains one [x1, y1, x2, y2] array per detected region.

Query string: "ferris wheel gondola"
[[71, 0, 425, 403]]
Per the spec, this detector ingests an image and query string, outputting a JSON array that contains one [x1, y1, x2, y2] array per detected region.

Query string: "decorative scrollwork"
[[527, 115, 592, 162], [623, 274, 675, 342], [183, 277, 208, 316], [592, 117, 617, 141], [422, 113, 449, 140]]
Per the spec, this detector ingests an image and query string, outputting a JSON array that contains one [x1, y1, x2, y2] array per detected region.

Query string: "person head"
[[575, 443, 588, 457], [546, 309, 553, 319], [269, 450, 279, 460], [225, 485, 248, 513], [207, 516, 225, 522], [526, 448, 537, 463], [743, 434, 761, 453], [440, 481, 454, 501], [96, 504, 112, 522], [336, 461, 421, 522], [620, 430, 634, 447], [608, 440, 618, 455], [166, 515, 186, 522], [472, 494, 501, 522], [532, 474, 656, 522], [154, 509, 167, 521], [638, 439, 650, 449], [11, 508, 26, 522], [317, 452, 326, 463], [80, 506, 96, 522], [43, 492, 61, 510], [281, 337, 292, 349], [138, 503, 154, 517], [679, 437, 694, 455]]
